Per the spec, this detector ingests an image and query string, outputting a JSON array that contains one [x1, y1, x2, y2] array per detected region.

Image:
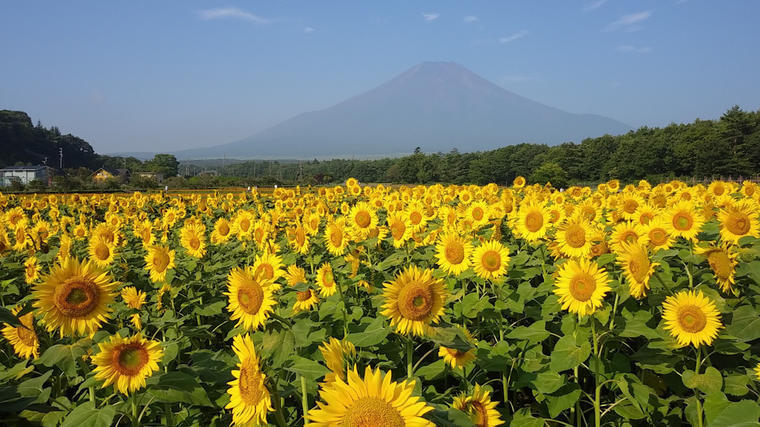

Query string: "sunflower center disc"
[[256, 263, 274, 280], [566, 225, 586, 248], [322, 271, 335, 287], [95, 243, 110, 261], [398, 282, 433, 321], [355, 211, 371, 228], [390, 221, 405, 240], [708, 252, 732, 279], [189, 236, 200, 250], [153, 251, 170, 272], [624, 200, 638, 213], [628, 254, 650, 282], [622, 231, 638, 244], [727, 213, 750, 235], [481, 250, 501, 272], [114, 343, 149, 375], [525, 212, 543, 233], [240, 219, 250, 233], [678, 305, 707, 333], [16, 314, 36, 345], [296, 289, 312, 302], [56, 279, 100, 317], [445, 242, 465, 264], [410, 211, 422, 225], [674, 213, 693, 231], [472, 207, 484, 220], [238, 364, 264, 405], [238, 281, 264, 315], [219, 222, 230, 235], [330, 229, 343, 247], [342, 397, 404, 427], [569, 273, 596, 302], [650, 229, 667, 245]]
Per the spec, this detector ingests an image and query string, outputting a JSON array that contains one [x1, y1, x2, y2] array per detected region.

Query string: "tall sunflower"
[[33, 257, 117, 337], [226, 334, 272, 426], [617, 242, 658, 300], [24, 256, 41, 284], [665, 201, 705, 241], [253, 251, 284, 282], [307, 365, 433, 427], [697, 244, 738, 293], [92, 333, 163, 394], [88, 236, 115, 267], [225, 267, 278, 331], [386, 211, 411, 248], [452, 384, 504, 427], [514, 200, 550, 243], [718, 200, 760, 244], [211, 217, 233, 244], [555, 217, 593, 259], [435, 232, 472, 276], [1, 307, 39, 359], [381, 265, 448, 336], [180, 222, 207, 258], [293, 288, 319, 313], [324, 219, 349, 256], [645, 216, 675, 252], [553, 258, 611, 316], [319, 337, 356, 383], [144, 245, 175, 283], [348, 202, 378, 241], [120, 286, 146, 310], [316, 263, 338, 297], [662, 290, 722, 347], [471, 240, 510, 281]]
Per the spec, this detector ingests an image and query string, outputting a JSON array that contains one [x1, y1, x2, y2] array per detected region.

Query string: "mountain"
[[176, 62, 632, 159]]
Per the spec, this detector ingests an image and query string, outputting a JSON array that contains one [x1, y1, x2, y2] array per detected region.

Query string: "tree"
[[530, 162, 568, 189], [147, 154, 179, 177]]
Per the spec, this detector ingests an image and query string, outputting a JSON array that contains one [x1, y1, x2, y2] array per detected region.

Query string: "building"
[[0, 165, 52, 186], [92, 168, 130, 183]]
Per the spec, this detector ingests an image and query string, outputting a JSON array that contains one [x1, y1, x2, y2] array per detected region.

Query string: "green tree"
[[530, 161, 568, 188], [148, 154, 179, 177]]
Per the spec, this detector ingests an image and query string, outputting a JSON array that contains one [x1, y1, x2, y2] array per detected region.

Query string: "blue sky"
[[1, 1, 758, 153]]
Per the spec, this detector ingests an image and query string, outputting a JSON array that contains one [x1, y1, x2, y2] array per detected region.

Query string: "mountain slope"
[[177, 62, 631, 159]]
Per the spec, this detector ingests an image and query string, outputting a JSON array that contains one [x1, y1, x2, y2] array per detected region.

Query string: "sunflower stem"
[[592, 318, 601, 427], [300, 375, 310, 425], [335, 277, 350, 337], [89, 386, 95, 404], [406, 339, 414, 380], [131, 396, 139, 427], [695, 346, 704, 427]]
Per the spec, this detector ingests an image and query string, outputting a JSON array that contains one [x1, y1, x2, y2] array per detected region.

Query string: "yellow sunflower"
[[617, 242, 658, 300], [253, 251, 284, 282], [180, 222, 206, 258], [386, 211, 412, 248], [226, 334, 273, 426], [609, 221, 647, 253], [33, 257, 117, 337], [211, 217, 233, 244], [381, 265, 448, 336], [225, 267, 278, 331], [471, 240, 510, 281], [438, 328, 476, 370], [665, 201, 705, 242], [88, 236, 115, 267], [285, 265, 307, 286], [662, 290, 722, 347], [1, 307, 39, 359], [553, 258, 611, 316], [319, 337, 356, 383], [307, 365, 433, 427], [144, 245, 175, 283], [515, 200, 550, 243], [555, 217, 593, 259], [324, 219, 349, 256], [92, 333, 163, 394], [24, 256, 41, 284], [316, 263, 338, 297], [120, 286, 146, 310], [755, 363, 760, 382], [293, 288, 320, 313], [697, 244, 738, 293], [718, 200, 760, 244], [645, 216, 675, 251], [435, 232, 472, 276], [513, 176, 526, 189], [348, 202, 378, 240], [452, 384, 504, 427]]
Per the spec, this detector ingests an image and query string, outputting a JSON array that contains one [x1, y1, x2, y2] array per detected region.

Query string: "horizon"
[[2, 1, 760, 155]]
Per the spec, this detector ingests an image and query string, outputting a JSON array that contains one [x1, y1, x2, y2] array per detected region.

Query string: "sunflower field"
[[1, 177, 760, 427]]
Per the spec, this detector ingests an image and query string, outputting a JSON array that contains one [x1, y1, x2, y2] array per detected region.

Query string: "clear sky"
[[1, 1, 758, 153]]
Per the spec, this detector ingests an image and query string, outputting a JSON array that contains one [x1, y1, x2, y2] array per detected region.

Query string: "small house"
[[0, 165, 52, 186]]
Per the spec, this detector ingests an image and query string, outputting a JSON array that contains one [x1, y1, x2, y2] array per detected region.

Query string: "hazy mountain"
[[176, 62, 631, 159]]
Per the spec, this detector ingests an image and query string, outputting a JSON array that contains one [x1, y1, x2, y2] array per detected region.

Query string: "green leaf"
[[17, 371, 52, 397], [725, 305, 760, 342], [545, 383, 581, 418], [347, 317, 389, 347], [287, 356, 330, 381], [60, 402, 115, 427], [415, 359, 445, 380], [147, 387, 213, 406], [0, 306, 22, 327], [506, 320, 549, 343], [37, 338, 91, 377], [428, 326, 473, 352], [532, 371, 565, 394], [550, 336, 591, 373], [193, 300, 226, 316], [156, 371, 199, 391], [682, 367, 723, 395], [707, 400, 760, 427]]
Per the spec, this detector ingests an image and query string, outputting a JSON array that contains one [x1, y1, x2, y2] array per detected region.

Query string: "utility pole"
[[59, 147, 63, 169]]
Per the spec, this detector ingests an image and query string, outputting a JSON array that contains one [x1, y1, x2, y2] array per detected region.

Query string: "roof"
[[0, 165, 48, 171]]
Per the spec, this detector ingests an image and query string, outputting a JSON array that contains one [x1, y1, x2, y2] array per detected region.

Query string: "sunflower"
[[319, 337, 356, 383], [92, 333, 162, 394], [180, 222, 206, 258], [226, 334, 273, 426], [386, 211, 411, 248], [609, 221, 647, 253], [697, 244, 738, 293], [466, 201, 490, 228], [1, 307, 39, 359], [435, 232, 472, 276], [57, 234, 72, 262], [253, 251, 284, 282], [285, 265, 307, 286], [233, 211, 254, 241], [288, 224, 310, 254], [324, 219, 349, 256], [307, 365, 433, 427], [348, 202, 378, 240], [33, 257, 117, 337], [471, 240, 510, 281], [225, 267, 278, 331], [665, 201, 704, 242], [406, 202, 428, 232], [24, 256, 41, 284], [316, 263, 338, 297], [438, 328, 476, 370], [130, 313, 142, 331], [293, 288, 320, 313], [144, 245, 175, 283], [88, 236, 115, 267], [513, 176, 526, 189], [645, 217, 675, 251], [514, 200, 550, 243], [555, 217, 593, 259], [718, 201, 760, 244], [381, 265, 448, 336], [755, 363, 760, 382], [617, 242, 658, 300], [662, 290, 722, 347], [211, 217, 233, 244], [553, 258, 611, 316], [452, 384, 504, 427]]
